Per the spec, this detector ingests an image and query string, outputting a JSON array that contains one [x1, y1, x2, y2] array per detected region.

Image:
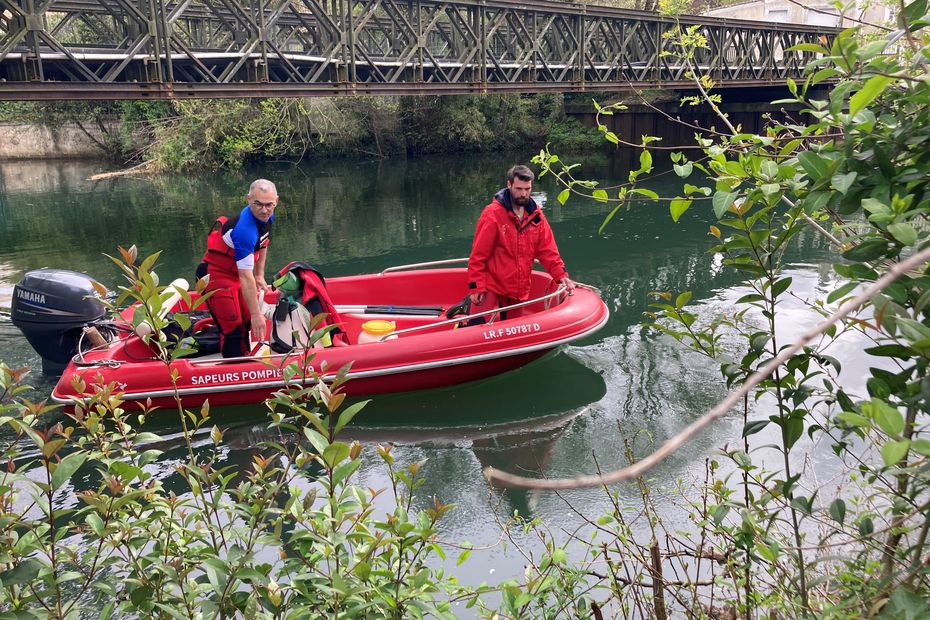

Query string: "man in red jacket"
[[467, 165, 574, 322]]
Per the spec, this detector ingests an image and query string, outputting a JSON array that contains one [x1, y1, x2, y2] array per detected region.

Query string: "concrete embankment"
[[0, 122, 105, 159]]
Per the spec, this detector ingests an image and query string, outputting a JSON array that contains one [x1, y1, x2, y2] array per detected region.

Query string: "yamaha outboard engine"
[[11, 269, 106, 374]]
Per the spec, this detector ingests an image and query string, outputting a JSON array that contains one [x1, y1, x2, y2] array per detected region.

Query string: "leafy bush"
[[399, 94, 590, 155], [0, 247, 466, 618], [529, 2, 930, 616]]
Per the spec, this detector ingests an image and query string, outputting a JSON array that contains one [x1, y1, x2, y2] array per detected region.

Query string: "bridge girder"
[[0, 0, 836, 100]]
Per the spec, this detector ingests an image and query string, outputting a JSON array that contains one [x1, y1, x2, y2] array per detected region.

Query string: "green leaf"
[[557, 189, 570, 205], [849, 75, 894, 116], [456, 547, 472, 566], [910, 438, 930, 457], [771, 277, 792, 298], [334, 400, 369, 435], [880, 586, 930, 619], [630, 188, 658, 200], [783, 417, 804, 449], [831, 171, 857, 195], [332, 458, 362, 487], [303, 428, 329, 455], [86, 512, 105, 537], [139, 449, 163, 467], [673, 162, 693, 178], [828, 498, 846, 525], [202, 558, 229, 594], [322, 442, 351, 468], [639, 150, 653, 172], [788, 43, 830, 54], [670, 198, 692, 222], [0, 558, 43, 586], [750, 333, 771, 352], [797, 151, 831, 181], [352, 561, 371, 580], [837, 411, 870, 428], [887, 222, 918, 246], [881, 439, 910, 467], [599, 203, 623, 234], [712, 191, 738, 218], [842, 239, 888, 262], [827, 282, 857, 304], [51, 452, 87, 492], [859, 517, 874, 536], [592, 189, 608, 203], [864, 345, 912, 359], [675, 291, 692, 308], [755, 541, 779, 562], [868, 377, 892, 399], [811, 67, 840, 85], [904, 0, 929, 23], [760, 160, 779, 180], [742, 419, 769, 437], [871, 399, 905, 437]]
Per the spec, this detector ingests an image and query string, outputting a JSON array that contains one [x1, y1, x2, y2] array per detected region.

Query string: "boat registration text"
[[483, 323, 541, 339]]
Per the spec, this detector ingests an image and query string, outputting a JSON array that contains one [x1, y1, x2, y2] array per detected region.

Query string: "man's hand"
[[469, 292, 485, 305], [250, 314, 266, 344], [255, 276, 269, 296], [559, 277, 575, 295]]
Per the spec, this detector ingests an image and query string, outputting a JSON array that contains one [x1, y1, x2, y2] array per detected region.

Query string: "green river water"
[[0, 152, 854, 596]]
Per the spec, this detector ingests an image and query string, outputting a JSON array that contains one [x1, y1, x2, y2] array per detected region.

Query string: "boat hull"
[[51, 268, 609, 410]]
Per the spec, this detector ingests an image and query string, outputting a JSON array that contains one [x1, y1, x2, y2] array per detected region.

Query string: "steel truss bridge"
[[0, 0, 835, 100]]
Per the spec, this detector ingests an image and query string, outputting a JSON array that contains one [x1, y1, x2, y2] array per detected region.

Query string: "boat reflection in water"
[[145, 352, 606, 514]]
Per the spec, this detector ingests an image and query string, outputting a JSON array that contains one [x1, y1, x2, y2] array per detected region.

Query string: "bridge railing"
[[0, 0, 837, 99]]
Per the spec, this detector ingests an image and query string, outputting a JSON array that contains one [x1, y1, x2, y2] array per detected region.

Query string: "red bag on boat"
[[271, 262, 347, 351]]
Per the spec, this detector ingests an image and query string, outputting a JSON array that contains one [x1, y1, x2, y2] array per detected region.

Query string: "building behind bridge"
[[702, 0, 894, 29]]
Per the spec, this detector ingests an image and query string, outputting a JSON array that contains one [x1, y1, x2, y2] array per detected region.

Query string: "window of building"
[[768, 9, 789, 22], [807, 6, 841, 26]]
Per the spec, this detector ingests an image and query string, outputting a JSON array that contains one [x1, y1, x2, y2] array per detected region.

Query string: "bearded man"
[[466, 165, 574, 322]]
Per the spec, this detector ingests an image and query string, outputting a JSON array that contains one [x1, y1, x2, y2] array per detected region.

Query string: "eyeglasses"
[[251, 199, 277, 210]]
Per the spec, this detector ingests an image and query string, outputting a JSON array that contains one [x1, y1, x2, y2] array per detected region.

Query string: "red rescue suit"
[[467, 189, 568, 304], [197, 215, 269, 358]]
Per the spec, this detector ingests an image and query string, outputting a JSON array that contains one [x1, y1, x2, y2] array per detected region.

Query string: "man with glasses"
[[197, 179, 278, 358]]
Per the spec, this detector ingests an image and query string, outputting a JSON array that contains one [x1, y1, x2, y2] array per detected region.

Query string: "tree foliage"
[[530, 1, 930, 616], [2, 95, 600, 171]]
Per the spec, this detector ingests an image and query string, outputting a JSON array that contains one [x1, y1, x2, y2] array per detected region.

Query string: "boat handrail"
[[379, 257, 580, 276], [380, 284, 569, 341], [380, 257, 468, 274]]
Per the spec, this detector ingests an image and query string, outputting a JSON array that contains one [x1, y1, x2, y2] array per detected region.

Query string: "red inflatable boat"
[[15, 259, 608, 410]]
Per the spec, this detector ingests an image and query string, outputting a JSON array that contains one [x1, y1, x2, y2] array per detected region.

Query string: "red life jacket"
[[201, 216, 237, 273], [201, 215, 266, 274]]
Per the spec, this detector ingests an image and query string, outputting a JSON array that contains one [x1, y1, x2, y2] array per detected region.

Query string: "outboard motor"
[[11, 269, 106, 374]]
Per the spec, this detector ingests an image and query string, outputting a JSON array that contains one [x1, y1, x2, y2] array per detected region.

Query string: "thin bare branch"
[[485, 244, 930, 489]]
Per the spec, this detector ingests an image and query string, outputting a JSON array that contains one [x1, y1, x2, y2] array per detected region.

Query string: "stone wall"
[[0, 123, 106, 159]]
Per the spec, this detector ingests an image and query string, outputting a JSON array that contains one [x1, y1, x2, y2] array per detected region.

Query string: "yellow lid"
[[362, 319, 396, 335]]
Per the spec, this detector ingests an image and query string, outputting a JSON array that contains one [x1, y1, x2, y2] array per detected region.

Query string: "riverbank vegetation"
[[3, 2, 930, 618], [528, 1, 930, 616], [0, 94, 604, 172]]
